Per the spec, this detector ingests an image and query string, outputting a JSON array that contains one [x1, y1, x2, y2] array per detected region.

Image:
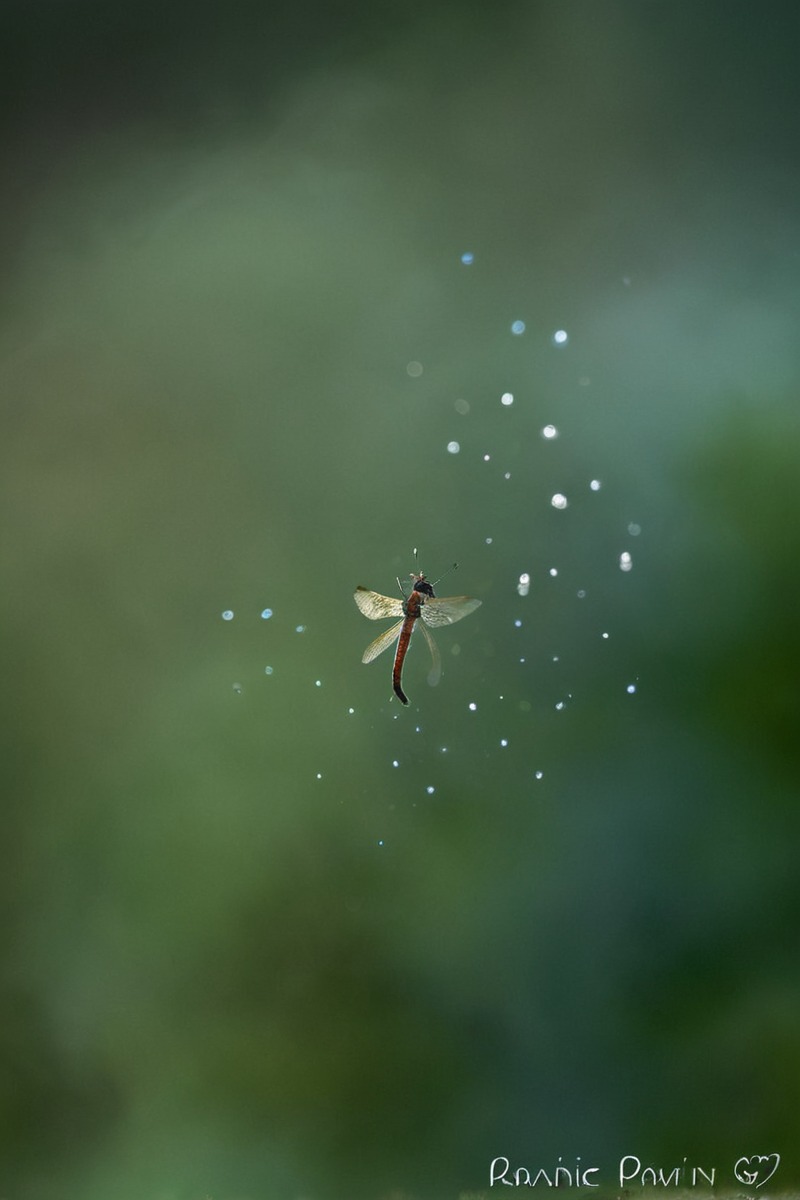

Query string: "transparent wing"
[[420, 596, 482, 629], [420, 622, 441, 687], [362, 619, 404, 664], [354, 586, 404, 620]]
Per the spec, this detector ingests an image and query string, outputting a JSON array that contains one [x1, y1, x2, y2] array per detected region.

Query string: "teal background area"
[[2, 3, 800, 1197]]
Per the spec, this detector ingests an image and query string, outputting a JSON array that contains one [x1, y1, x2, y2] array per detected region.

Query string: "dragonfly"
[[354, 559, 481, 705]]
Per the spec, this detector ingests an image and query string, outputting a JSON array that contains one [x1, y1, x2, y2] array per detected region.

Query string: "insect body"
[[354, 566, 481, 705]]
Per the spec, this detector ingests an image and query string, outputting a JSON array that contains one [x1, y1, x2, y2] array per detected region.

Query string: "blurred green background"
[[2, 2, 800, 1197]]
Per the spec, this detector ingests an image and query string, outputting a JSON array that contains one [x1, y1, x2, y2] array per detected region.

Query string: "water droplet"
[[549, 567, 558, 577], [347, 707, 354, 714], [406, 361, 423, 377], [577, 589, 586, 599], [454, 397, 470, 414], [541, 424, 559, 440], [601, 632, 609, 640], [295, 624, 307, 633], [552, 329, 569, 345], [627, 683, 637, 695], [501, 392, 514, 406], [483, 453, 491, 462], [517, 572, 530, 597], [221, 610, 234, 621], [232, 682, 242, 694], [446, 440, 460, 454], [460, 251, 474, 265], [264, 665, 274, 675], [315, 680, 322, 688], [589, 479, 601, 491], [500, 738, 509, 748], [468, 702, 477, 712], [551, 493, 568, 510], [534, 770, 544, 780], [619, 552, 633, 572], [514, 618, 522, 628], [628, 522, 641, 536], [260, 608, 273, 619], [511, 319, 526, 335], [426, 785, 435, 795], [485, 537, 493, 545], [392, 760, 400, 768]]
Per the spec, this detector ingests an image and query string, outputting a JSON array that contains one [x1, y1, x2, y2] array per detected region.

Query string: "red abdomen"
[[392, 590, 422, 705]]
